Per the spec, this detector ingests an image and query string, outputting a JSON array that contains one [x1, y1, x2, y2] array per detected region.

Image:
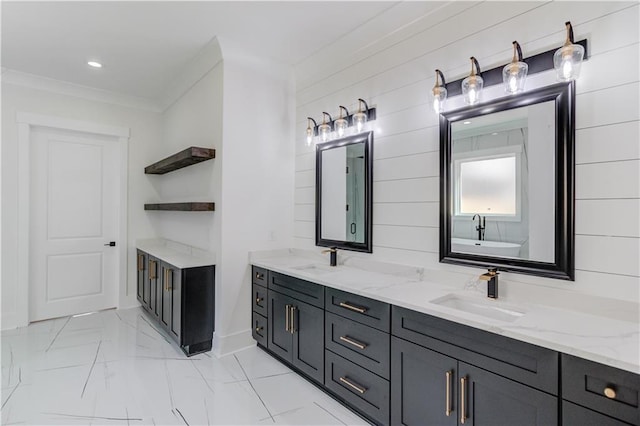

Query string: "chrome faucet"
[[472, 214, 486, 241]]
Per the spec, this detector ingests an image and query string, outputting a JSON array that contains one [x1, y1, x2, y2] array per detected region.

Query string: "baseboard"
[[1, 312, 18, 331], [212, 328, 254, 357]]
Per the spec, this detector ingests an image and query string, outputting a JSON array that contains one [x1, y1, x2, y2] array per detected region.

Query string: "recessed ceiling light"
[[463, 121, 471, 125], [87, 61, 102, 68]]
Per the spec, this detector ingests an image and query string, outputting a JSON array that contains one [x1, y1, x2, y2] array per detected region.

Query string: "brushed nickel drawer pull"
[[339, 302, 367, 314], [339, 335, 367, 350], [285, 304, 290, 332], [256, 296, 264, 304], [255, 272, 264, 279], [339, 376, 367, 394], [460, 376, 467, 424], [445, 370, 453, 416], [290, 306, 296, 334], [604, 386, 617, 399]]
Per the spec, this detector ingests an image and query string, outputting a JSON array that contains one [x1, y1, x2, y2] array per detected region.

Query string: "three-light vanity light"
[[431, 20, 586, 113], [305, 98, 376, 146]]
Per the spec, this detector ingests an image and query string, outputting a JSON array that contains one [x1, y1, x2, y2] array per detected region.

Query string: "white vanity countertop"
[[250, 249, 640, 374], [137, 239, 215, 269]]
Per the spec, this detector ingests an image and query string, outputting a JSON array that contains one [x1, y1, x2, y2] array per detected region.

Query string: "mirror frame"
[[440, 82, 575, 280], [316, 131, 373, 253]]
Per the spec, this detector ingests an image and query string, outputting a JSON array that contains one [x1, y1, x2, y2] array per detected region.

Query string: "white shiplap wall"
[[293, 1, 640, 302]]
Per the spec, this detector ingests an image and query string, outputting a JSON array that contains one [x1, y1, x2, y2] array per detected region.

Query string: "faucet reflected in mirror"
[[472, 214, 486, 241]]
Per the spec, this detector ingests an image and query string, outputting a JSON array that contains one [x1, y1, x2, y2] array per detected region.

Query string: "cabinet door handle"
[[255, 272, 264, 279], [339, 302, 367, 314], [285, 304, 290, 332], [255, 320, 263, 333], [460, 376, 467, 424], [604, 386, 617, 399], [256, 295, 264, 304], [290, 306, 296, 334], [137, 255, 143, 271], [149, 260, 156, 279], [165, 269, 172, 291], [339, 377, 367, 394], [445, 370, 453, 417], [339, 335, 367, 350]]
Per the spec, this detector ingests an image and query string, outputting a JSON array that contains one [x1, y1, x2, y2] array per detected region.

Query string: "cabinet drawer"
[[325, 312, 390, 379], [392, 306, 558, 394], [252, 266, 268, 288], [563, 401, 633, 426], [562, 354, 639, 425], [326, 288, 390, 332], [325, 350, 390, 426], [252, 312, 267, 347], [252, 283, 268, 317], [268, 271, 324, 308]]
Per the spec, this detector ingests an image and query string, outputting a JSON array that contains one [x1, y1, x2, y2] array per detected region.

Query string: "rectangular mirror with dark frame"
[[440, 82, 575, 280], [316, 131, 373, 253]]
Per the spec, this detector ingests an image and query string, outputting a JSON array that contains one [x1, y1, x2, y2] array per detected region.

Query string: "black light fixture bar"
[[445, 39, 588, 97], [311, 106, 377, 133]]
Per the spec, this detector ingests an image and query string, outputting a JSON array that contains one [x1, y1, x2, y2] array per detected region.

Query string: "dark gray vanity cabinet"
[[137, 249, 215, 356], [266, 271, 324, 384], [251, 267, 269, 347], [562, 354, 639, 425], [391, 306, 558, 426]]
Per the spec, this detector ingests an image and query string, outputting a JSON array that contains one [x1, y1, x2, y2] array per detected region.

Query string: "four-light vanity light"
[[430, 20, 586, 113], [306, 98, 376, 146]]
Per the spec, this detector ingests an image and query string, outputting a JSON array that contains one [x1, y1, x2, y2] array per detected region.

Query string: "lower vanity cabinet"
[[137, 249, 215, 356], [136, 250, 147, 304], [562, 354, 639, 425], [267, 283, 324, 384]]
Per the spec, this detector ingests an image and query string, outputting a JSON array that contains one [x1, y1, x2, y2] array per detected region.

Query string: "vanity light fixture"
[[432, 69, 448, 114], [503, 41, 528, 94], [462, 57, 483, 105], [554, 21, 584, 81], [334, 106, 350, 138], [352, 99, 369, 133], [306, 117, 318, 146], [318, 112, 333, 143]]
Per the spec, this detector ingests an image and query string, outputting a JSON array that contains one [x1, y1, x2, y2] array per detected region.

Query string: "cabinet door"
[[160, 262, 171, 330], [391, 337, 457, 426], [458, 362, 557, 426], [291, 300, 324, 384], [136, 251, 146, 302], [267, 290, 293, 361], [146, 256, 158, 311], [166, 263, 182, 342]]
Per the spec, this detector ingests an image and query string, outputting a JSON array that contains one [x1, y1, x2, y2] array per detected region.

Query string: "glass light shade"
[[352, 111, 367, 133], [319, 123, 331, 142], [554, 44, 584, 81], [462, 75, 483, 105], [432, 86, 447, 113], [306, 127, 314, 146], [503, 61, 528, 94], [334, 117, 348, 137]]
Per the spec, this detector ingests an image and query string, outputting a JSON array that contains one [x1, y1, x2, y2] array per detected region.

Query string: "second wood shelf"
[[144, 203, 215, 212], [145, 146, 215, 175]]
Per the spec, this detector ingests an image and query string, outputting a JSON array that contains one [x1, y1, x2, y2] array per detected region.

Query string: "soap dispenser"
[[480, 267, 499, 299]]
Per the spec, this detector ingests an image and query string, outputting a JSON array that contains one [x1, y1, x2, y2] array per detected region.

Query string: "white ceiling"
[[1, 1, 398, 101]]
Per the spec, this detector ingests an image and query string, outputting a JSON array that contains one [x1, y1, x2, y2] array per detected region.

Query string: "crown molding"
[[1, 68, 162, 112]]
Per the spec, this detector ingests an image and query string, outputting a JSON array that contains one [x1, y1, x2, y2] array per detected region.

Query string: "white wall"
[[293, 1, 640, 302], [153, 38, 295, 355], [1, 82, 162, 329]]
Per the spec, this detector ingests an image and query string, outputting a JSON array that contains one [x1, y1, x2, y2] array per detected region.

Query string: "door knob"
[[104, 241, 116, 247]]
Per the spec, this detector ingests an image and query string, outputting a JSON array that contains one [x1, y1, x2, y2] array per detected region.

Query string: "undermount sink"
[[430, 294, 526, 323], [291, 263, 336, 275]]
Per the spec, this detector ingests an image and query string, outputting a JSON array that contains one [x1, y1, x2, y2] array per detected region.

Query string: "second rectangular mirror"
[[316, 131, 373, 253]]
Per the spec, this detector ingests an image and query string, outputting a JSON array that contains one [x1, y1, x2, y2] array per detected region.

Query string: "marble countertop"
[[250, 249, 640, 374], [137, 238, 215, 269]]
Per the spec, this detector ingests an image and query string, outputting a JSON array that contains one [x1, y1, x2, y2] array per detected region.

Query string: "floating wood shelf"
[[144, 147, 215, 175], [144, 202, 215, 212]]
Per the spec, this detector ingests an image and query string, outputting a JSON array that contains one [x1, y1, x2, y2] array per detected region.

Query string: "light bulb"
[[431, 70, 447, 114], [335, 119, 347, 137], [353, 112, 366, 133], [319, 123, 331, 142], [502, 41, 528, 94], [562, 60, 573, 79], [467, 86, 478, 104], [462, 57, 483, 105], [433, 97, 441, 113], [305, 117, 317, 147], [306, 128, 313, 146]]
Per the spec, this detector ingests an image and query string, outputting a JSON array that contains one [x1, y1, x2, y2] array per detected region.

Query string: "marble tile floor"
[[1, 307, 369, 425]]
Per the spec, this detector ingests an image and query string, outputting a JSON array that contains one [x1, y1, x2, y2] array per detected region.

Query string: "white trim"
[[16, 112, 130, 138], [16, 112, 130, 327], [212, 329, 254, 357], [3, 69, 161, 113]]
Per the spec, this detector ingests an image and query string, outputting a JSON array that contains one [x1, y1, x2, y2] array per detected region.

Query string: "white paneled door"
[[29, 127, 119, 322]]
